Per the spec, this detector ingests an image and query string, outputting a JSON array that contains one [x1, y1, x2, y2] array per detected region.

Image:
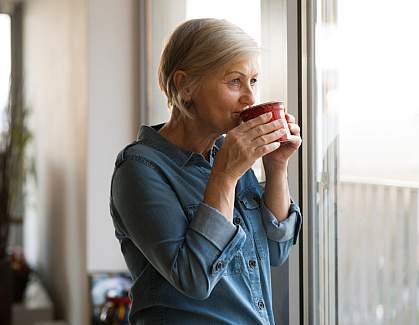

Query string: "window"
[[0, 14, 11, 133], [306, 0, 419, 324], [186, 0, 261, 45]]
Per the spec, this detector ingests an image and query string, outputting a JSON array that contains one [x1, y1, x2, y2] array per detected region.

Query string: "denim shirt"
[[110, 124, 302, 325]]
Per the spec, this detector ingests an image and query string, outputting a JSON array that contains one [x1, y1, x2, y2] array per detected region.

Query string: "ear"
[[173, 70, 192, 101]]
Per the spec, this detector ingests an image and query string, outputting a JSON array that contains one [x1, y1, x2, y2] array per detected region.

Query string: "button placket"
[[257, 300, 265, 310], [215, 260, 224, 272], [248, 259, 257, 269]]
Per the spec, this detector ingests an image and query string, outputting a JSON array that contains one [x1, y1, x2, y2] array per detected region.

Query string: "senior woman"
[[110, 18, 302, 325]]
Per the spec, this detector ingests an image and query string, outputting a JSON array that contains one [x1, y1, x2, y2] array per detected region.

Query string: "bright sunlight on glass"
[[337, 0, 419, 183], [186, 0, 261, 46], [329, 1, 419, 324], [0, 14, 11, 134]]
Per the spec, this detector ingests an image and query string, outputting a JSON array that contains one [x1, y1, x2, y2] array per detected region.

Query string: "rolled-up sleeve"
[[260, 197, 302, 267], [190, 203, 237, 250], [260, 198, 302, 244], [111, 159, 246, 300]]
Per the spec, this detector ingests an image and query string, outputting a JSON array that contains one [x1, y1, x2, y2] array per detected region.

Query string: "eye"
[[250, 78, 258, 86], [229, 78, 241, 85]]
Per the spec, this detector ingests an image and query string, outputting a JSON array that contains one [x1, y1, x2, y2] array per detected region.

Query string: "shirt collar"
[[136, 124, 224, 168]]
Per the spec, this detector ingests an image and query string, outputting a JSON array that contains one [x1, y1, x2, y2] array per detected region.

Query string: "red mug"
[[240, 101, 291, 142]]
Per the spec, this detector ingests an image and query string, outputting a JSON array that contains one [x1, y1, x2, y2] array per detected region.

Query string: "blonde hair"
[[158, 18, 260, 118]]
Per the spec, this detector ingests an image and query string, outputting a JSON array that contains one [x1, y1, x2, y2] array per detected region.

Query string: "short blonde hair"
[[158, 18, 260, 118]]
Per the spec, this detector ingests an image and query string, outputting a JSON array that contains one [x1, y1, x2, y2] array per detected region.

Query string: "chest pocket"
[[239, 193, 260, 210], [238, 189, 262, 214]]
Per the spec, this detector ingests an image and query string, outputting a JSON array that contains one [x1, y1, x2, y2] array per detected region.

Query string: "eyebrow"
[[225, 71, 258, 77]]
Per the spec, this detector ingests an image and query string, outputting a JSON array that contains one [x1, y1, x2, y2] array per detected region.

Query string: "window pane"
[[0, 14, 11, 133], [337, 1, 419, 324], [186, 0, 261, 45], [311, 0, 419, 324]]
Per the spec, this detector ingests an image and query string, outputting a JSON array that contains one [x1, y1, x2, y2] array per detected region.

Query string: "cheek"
[[215, 89, 239, 109], [195, 84, 239, 120]]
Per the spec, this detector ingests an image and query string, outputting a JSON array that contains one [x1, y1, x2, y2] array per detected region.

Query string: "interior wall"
[[22, 0, 89, 324], [23, 0, 141, 322], [86, 0, 139, 272]]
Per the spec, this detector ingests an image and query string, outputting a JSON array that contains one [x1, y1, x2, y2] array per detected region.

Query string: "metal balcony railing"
[[338, 178, 419, 325]]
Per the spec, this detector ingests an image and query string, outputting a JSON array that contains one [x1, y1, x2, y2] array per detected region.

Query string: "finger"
[[247, 119, 282, 140], [288, 123, 300, 136], [253, 129, 287, 146], [284, 135, 302, 148], [239, 112, 272, 131], [255, 141, 281, 157], [285, 113, 296, 123]]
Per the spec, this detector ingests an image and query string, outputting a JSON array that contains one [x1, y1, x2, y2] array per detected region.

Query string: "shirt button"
[[233, 217, 241, 225], [258, 300, 265, 310], [248, 259, 257, 268], [215, 260, 224, 271]]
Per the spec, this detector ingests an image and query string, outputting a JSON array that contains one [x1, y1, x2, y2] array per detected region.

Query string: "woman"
[[110, 18, 302, 325]]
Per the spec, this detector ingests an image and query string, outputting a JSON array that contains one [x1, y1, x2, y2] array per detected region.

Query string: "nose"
[[239, 84, 255, 107]]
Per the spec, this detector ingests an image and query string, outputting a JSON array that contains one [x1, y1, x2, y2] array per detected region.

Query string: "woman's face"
[[190, 55, 259, 134]]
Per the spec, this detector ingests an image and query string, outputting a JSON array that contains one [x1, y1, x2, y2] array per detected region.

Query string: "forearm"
[[263, 162, 291, 222], [203, 171, 237, 223]]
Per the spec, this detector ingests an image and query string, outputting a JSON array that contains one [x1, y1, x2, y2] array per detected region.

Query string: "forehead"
[[220, 56, 260, 76]]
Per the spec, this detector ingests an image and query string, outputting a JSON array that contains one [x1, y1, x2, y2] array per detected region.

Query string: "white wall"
[[23, 0, 141, 323], [23, 0, 89, 324], [86, 0, 139, 272]]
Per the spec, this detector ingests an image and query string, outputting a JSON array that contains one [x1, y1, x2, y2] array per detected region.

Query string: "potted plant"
[[0, 83, 33, 324]]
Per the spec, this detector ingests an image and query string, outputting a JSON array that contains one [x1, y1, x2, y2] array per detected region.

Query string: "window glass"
[[0, 14, 11, 133], [311, 0, 419, 324], [337, 1, 419, 324], [186, 0, 261, 45]]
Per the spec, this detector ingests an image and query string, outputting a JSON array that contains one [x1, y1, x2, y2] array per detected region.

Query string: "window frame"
[[299, 0, 340, 324]]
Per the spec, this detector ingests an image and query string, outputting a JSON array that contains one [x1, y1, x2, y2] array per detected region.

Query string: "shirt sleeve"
[[260, 196, 302, 244], [111, 159, 246, 300], [260, 196, 302, 267]]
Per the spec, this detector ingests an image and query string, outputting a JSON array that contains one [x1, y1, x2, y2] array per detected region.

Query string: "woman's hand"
[[262, 112, 302, 171], [205, 111, 295, 222], [212, 112, 284, 182]]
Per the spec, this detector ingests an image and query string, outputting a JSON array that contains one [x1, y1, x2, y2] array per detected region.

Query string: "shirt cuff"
[[189, 202, 238, 251], [261, 197, 302, 244]]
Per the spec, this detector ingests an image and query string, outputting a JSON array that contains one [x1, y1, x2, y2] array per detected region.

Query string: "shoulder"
[[114, 141, 166, 171], [111, 142, 168, 198]]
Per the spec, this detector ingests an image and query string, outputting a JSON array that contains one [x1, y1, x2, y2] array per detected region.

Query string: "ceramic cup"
[[240, 101, 291, 142]]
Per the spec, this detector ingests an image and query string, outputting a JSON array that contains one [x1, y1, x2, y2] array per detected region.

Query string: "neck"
[[159, 109, 220, 157]]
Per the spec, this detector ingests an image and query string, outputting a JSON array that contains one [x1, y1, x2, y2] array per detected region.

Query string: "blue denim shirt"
[[110, 124, 302, 325]]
